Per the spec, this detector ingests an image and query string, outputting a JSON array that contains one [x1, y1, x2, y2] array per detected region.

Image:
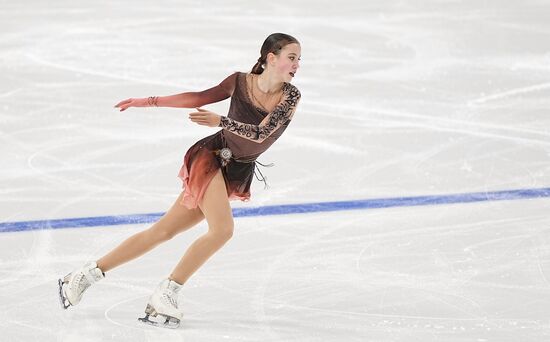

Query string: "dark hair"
[[251, 33, 300, 75]]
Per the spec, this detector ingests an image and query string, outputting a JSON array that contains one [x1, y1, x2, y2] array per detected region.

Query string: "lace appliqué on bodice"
[[219, 80, 301, 143]]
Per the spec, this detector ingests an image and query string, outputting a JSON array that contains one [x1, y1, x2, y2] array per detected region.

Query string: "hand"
[[114, 98, 147, 112], [188, 107, 222, 127]]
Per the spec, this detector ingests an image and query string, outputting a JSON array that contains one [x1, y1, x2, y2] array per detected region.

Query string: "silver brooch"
[[219, 147, 233, 166]]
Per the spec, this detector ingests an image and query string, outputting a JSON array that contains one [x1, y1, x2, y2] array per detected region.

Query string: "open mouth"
[[289, 72, 296, 77]]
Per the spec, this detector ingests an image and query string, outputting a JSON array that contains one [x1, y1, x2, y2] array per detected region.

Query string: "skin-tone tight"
[[96, 169, 234, 285]]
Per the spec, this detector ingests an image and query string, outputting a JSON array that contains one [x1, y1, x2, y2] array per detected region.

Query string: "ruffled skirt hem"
[[177, 132, 254, 209]]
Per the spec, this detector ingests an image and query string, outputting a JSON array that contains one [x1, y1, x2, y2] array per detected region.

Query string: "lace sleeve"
[[219, 84, 301, 143]]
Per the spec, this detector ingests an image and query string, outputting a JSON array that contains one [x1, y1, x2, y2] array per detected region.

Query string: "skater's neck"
[[256, 70, 284, 94]]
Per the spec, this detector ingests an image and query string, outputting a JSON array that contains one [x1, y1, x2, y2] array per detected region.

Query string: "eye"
[[289, 56, 295, 61]]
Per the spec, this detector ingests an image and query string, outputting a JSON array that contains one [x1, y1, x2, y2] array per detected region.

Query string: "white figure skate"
[[138, 278, 183, 329], [58, 261, 104, 309]]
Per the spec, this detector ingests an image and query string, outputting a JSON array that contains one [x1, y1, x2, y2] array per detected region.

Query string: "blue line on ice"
[[1, 187, 549, 233]]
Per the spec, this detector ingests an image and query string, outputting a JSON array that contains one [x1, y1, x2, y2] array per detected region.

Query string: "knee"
[[159, 230, 178, 242], [150, 226, 178, 243], [210, 221, 234, 242], [223, 225, 234, 241]]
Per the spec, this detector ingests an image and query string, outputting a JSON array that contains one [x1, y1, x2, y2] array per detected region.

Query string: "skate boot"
[[58, 261, 104, 309], [138, 278, 183, 329]]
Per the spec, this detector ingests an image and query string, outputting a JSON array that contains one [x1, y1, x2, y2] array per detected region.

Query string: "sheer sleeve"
[[176, 72, 237, 108], [219, 84, 301, 143]]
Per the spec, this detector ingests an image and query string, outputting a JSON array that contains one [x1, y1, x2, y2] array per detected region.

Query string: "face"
[[268, 43, 301, 82]]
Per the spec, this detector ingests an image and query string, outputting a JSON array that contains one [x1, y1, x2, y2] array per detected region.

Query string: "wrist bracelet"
[[148, 96, 159, 107]]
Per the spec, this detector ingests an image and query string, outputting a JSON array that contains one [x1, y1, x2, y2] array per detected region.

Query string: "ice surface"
[[1, 0, 550, 341]]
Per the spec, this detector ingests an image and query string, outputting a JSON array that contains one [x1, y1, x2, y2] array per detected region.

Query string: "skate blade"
[[58, 278, 71, 310], [138, 314, 180, 329]]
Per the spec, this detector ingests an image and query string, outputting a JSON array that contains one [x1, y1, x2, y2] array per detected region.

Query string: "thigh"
[[199, 169, 234, 232], [150, 191, 205, 236]]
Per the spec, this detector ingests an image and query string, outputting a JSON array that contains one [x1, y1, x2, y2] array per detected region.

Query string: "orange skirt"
[[177, 132, 255, 209]]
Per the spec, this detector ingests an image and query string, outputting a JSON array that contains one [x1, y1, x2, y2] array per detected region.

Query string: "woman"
[[58, 33, 301, 328]]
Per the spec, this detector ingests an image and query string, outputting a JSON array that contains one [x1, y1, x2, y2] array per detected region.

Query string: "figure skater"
[[58, 32, 301, 328]]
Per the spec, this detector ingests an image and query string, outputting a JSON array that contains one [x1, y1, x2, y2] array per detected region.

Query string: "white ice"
[[1, 0, 550, 341]]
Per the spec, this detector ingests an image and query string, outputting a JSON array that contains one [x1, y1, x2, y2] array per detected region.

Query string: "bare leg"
[[169, 170, 234, 285], [96, 191, 204, 273]]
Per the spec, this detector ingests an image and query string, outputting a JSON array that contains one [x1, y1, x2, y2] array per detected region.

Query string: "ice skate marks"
[[138, 304, 180, 329]]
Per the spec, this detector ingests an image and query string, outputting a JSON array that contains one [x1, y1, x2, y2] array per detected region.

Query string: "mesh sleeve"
[[178, 72, 237, 108], [219, 84, 301, 143]]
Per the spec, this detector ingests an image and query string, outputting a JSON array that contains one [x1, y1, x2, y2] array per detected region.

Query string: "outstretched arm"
[[114, 72, 237, 111]]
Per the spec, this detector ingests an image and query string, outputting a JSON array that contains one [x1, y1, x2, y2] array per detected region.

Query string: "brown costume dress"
[[177, 72, 301, 208]]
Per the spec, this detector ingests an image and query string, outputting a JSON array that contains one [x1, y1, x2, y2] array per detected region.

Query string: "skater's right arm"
[[114, 73, 237, 112]]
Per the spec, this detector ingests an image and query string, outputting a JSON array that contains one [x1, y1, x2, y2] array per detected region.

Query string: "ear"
[[266, 52, 278, 67]]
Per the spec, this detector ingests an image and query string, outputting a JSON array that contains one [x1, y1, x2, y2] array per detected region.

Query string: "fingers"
[[188, 112, 212, 126], [190, 120, 209, 126], [189, 112, 211, 120], [114, 99, 132, 108], [189, 112, 209, 118], [189, 117, 209, 125], [189, 108, 218, 126], [118, 104, 130, 112], [115, 99, 133, 112]]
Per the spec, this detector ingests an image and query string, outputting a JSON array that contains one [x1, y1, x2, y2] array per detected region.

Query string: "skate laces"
[[72, 264, 102, 295], [74, 272, 91, 294], [162, 290, 178, 308]]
